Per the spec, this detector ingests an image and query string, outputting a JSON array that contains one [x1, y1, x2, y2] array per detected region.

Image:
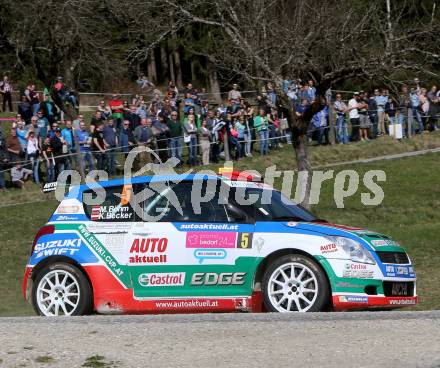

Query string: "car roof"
[[67, 174, 221, 196]]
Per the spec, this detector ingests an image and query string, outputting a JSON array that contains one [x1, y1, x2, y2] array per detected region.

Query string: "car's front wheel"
[[32, 262, 93, 316], [262, 254, 329, 312]]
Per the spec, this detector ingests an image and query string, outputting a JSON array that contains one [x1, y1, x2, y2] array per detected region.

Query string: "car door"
[[128, 180, 256, 300]]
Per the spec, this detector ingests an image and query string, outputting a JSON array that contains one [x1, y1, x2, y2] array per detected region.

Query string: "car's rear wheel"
[[32, 262, 93, 316], [262, 254, 329, 312]]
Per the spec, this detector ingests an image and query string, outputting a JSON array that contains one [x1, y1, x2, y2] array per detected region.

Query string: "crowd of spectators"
[[0, 75, 439, 191]]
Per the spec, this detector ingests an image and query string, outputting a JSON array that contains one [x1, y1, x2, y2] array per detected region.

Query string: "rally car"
[[23, 172, 417, 316]]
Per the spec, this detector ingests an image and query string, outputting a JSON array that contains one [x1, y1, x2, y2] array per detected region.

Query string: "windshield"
[[232, 187, 317, 222]]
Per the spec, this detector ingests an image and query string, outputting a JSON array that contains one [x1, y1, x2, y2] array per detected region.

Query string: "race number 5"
[[237, 233, 253, 249]]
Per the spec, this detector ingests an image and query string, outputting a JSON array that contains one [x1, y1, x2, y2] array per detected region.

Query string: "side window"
[[140, 181, 230, 223], [83, 185, 135, 222]]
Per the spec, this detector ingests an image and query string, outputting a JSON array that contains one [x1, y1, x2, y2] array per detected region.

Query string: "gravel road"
[[1, 311, 440, 368]]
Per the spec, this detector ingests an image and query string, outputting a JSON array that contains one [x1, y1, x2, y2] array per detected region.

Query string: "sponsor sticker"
[[388, 298, 417, 305], [129, 238, 168, 264], [371, 239, 399, 247], [320, 243, 338, 254], [193, 249, 227, 264], [186, 232, 237, 248], [191, 272, 246, 286], [338, 295, 369, 303], [33, 234, 82, 259], [91, 205, 133, 221], [138, 272, 185, 287], [342, 263, 375, 279], [236, 233, 253, 249]]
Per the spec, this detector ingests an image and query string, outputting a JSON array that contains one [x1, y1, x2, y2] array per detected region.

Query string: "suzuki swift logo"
[[191, 272, 246, 286]]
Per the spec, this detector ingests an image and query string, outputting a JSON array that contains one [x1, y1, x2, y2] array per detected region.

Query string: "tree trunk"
[[160, 45, 169, 82], [63, 53, 73, 87], [169, 51, 175, 84], [328, 103, 336, 144], [291, 131, 312, 209], [174, 48, 183, 87], [147, 52, 157, 84], [207, 60, 222, 103]]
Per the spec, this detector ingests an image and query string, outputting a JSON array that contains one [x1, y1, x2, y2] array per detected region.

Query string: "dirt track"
[[1, 311, 440, 368]]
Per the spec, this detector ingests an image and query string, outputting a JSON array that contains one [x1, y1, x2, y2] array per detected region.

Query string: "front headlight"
[[325, 236, 376, 264]]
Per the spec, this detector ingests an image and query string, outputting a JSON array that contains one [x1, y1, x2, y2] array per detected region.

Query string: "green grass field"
[[1, 128, 440, 315]]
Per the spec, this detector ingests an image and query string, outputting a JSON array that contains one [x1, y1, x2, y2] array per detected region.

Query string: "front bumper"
[[333, 294, 418, 310]]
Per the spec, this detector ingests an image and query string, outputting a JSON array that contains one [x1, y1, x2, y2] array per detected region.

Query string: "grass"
[[82, 355, 116, 368], [34, 355, 54, 363], [0, 121, 440, 315]]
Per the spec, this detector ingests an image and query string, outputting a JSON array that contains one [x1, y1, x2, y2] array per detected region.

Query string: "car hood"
[[292, 221, 404, 252]]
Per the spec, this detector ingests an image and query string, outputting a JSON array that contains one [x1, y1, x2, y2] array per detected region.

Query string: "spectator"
[[90, 111, 103, 133], [11, 164, 32, 189], [410, 87, 424, 134], [368, 92, 378, 138], [6, 128, 22, 163], [307, 80, 316, 101], [109, 94, 124, 130], [0, 75, 13, 112], [334, 94, 348, 144], [134, 118, 156, 165], [92, 122, 107, 170], [135, 100, 148, 120], [167, 81, 178, 99], [398, 85, 410, 137], [235, 115, 246, 158], [50, 128, 68, 177], [72, 114, 84, 132], [242, 108, 253, 157], [14, 119, 28, 154], [299, 84, 312, 104], [375, 89, 388, 136], [119, 120, 136, 158], [198, 119, 211, 165], [348, 92, 361, 142], [211, 114, 225, 163], [18, 95, 32, 125], [183, 114, 198, 166], [254, 109, 269, 155], [103, 119, 118, 175], [151, 113, 170, 163], [183, 93, 195, 115], [97, 100, 112, 120], [41, 137, 55, 183], [167, 111, 183, 163], [76, 121, 94, 172], [427, 85, 439, 131], [358, 91, 370, 141], [39, 94, 57, 125], [136, 74, 155, 91], [25, 130, 40, 184], [27, 85, 40, 116], [385, 97, 397, 132], [36, 110, 49, 140], [228, 84, 242, 111], [124, 104, 141, 131], [266, 82, 277, 107], [61, 120, 75, 170], [311, 106, 328, 145]]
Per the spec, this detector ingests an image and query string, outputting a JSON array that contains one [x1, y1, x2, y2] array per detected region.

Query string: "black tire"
[[262, 254, 330, 312], [32, 262, 93, 316]]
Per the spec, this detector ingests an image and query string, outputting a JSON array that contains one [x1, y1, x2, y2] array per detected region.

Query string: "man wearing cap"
[[375, 89, 388, 135], [348, 92, 361, 142], [109, 93, 124, 130]]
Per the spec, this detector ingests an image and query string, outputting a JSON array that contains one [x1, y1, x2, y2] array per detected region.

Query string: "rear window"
[[83, 185, 135, 222]]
